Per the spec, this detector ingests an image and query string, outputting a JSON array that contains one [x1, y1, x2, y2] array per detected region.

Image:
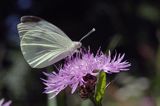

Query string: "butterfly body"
[[17, 16, 81, 68]]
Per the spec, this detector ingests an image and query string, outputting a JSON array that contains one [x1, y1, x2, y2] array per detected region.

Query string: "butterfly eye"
[[78, 42, 82, 48]]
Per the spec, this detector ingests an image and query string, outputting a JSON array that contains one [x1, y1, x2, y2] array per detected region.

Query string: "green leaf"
[[94, 71, 107, 104]]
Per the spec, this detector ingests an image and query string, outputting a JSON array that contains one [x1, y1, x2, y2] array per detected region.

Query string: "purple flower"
[[43, 48, 131, 98], [0, 99, 11, 106]]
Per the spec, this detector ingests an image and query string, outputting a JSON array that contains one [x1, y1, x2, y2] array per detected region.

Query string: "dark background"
[[0, 0, 160, 106]]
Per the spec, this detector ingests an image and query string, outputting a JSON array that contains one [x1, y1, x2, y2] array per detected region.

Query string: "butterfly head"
[[74, 42, 82, 49], [68, 42, 82, 55]]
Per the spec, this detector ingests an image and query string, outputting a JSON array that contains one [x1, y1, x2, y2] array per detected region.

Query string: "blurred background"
[[0, 0, 160, 106]]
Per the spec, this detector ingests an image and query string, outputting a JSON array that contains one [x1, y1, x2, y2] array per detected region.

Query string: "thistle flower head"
[[0, 99, 11, 106], [43, 48, 131, 98]]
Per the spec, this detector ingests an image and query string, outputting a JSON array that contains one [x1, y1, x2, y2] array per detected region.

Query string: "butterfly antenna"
[[79, 28, 96, 42]]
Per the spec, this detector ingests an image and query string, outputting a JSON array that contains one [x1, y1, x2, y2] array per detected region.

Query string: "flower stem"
[[90, 97, 102, 106]]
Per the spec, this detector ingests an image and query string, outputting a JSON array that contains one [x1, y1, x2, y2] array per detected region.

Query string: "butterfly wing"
[[17, 16, 75, 68]]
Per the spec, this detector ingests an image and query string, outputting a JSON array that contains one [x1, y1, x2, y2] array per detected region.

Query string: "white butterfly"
[[17, 16, 95, 68]]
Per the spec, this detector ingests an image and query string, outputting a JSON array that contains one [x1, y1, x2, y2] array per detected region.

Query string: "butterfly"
[[17, 16, 95, 68]]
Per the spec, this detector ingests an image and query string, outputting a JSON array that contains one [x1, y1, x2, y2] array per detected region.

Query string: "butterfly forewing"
[[18, 16, 70, 40], [17, 16, 75, 68]]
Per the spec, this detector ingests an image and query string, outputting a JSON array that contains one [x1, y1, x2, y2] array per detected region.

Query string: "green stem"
[[48, 94, 57, 106], [90, 97, 102, 106]]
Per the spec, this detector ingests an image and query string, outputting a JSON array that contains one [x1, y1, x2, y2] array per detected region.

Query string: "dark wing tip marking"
[[21, 16, 43, 23]]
